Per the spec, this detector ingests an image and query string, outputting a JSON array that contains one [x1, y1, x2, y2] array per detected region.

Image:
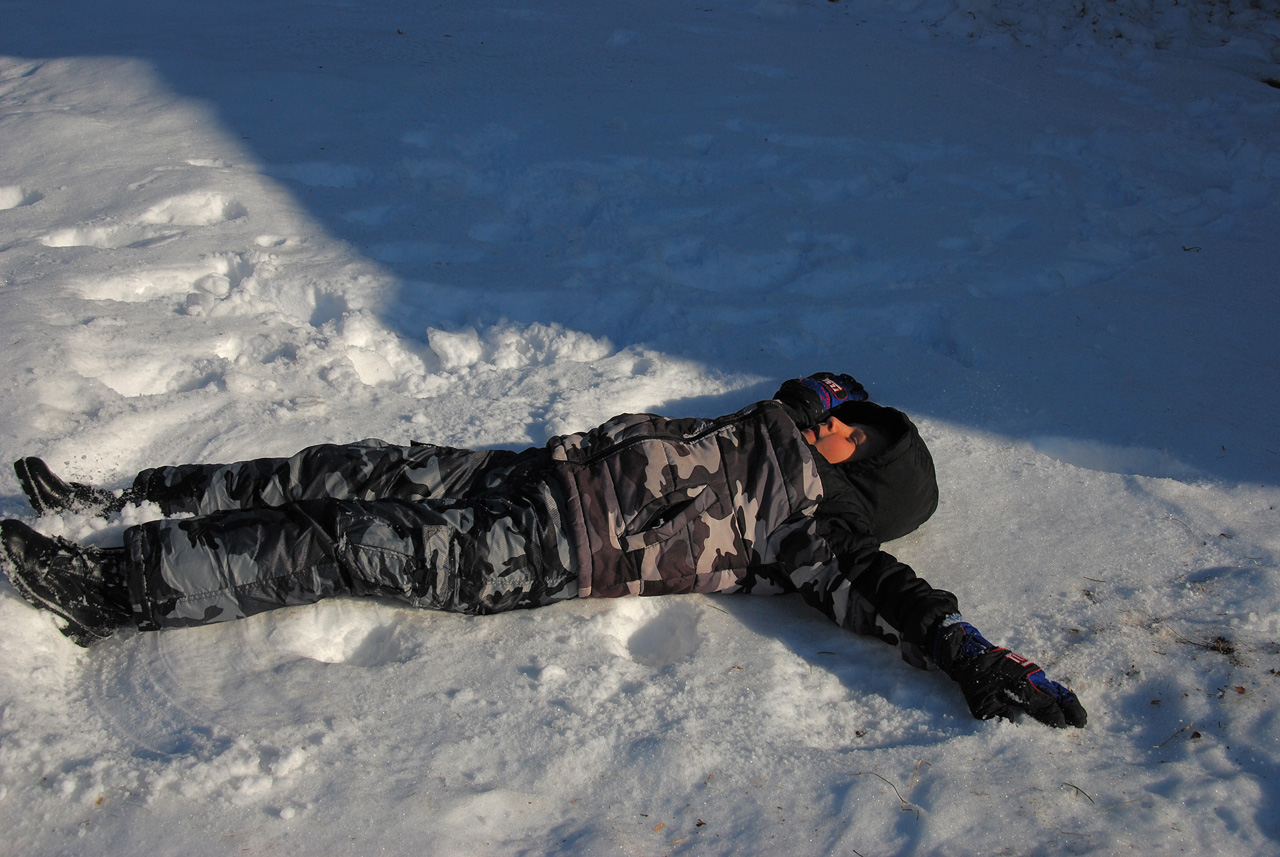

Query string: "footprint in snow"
[[40, 191, 247, 249], [594, 599, 704, 668], [265, 603, 414, 667], [0, 185, 43, 209]]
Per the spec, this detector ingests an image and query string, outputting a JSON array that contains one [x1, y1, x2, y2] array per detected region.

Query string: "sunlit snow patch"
[[1031, 435, 1201, 479], [426, 322, 613, 371], [265, 602, 413, 667], [0, 185, 43, 209], [592, 598, 704, 668]]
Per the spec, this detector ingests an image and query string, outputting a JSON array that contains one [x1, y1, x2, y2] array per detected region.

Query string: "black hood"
[[828, 400, 938, 542]]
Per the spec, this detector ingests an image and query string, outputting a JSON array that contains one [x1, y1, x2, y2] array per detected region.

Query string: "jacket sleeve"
[[771, 398, 817, 430], [749, 503, 957, 660], [822, 515, 958, 651], [808, 503, 962, 665]]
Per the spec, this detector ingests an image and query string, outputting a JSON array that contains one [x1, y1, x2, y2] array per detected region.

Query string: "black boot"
[[13, 457, 139, 516], [0, 520, 132, 646]]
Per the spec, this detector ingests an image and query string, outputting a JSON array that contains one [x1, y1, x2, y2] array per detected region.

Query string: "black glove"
[[773, 372, 867, 427], [933, 618, 1087, 729]]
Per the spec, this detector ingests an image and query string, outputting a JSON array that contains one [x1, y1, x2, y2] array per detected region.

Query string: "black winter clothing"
[[124, 442, 578, 630]]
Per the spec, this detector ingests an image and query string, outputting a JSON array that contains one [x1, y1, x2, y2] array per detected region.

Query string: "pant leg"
[[133, 440, 525, 515], [124, 494, 577, 631]]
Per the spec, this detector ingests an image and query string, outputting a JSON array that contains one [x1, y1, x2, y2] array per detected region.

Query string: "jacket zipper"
[[574, 411, 747, 467]]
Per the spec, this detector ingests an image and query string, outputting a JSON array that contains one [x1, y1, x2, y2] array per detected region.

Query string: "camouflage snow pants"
[[120, 440, 577, 631]]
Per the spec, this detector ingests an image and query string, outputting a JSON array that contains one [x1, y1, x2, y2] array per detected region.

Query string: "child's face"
[[802, 416, 870, 464]]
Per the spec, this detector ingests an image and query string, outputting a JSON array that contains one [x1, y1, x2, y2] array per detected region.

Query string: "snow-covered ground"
[[2, 0, 1279, 853]]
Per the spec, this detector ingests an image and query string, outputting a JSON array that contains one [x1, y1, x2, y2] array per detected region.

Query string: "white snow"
[[2, 0, 1279, 854]]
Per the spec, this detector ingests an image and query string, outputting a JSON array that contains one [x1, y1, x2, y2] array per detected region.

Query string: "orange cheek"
[[815, 436, 856, 464]]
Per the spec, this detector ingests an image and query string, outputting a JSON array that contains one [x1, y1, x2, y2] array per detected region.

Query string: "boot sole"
[[13, 458, 54, 515]]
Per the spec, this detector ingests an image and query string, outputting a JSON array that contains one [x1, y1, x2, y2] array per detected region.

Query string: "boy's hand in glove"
[[773, 372, 868, 426], [933, 618, 1087, 728]]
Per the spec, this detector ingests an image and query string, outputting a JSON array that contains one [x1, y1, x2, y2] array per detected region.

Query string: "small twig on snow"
[[1061, 782, 1095, 803], [1154, 722, 1195, 749], [854, 771, 921, 819], [907, 759, 931, 801]]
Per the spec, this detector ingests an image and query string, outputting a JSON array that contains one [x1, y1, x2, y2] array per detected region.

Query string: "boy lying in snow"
[[1, 373, 1086, 728]]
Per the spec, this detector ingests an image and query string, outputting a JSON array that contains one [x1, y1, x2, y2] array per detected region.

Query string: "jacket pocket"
[[622, 484, 717, 552]]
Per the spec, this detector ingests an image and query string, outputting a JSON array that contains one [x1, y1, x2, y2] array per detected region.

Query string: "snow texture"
[[1, 0, 1279, 854]]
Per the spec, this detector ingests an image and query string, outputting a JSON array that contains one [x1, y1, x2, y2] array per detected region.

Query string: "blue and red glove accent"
[[932, 616, 1087, 728], [773, 372, 868, 427]]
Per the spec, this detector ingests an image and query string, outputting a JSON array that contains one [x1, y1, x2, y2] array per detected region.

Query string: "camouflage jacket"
[[548, 400, 957, 666], [549, 401, 834, 598]]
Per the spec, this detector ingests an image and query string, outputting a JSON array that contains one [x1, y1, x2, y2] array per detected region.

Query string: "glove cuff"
[[932, 616, 1003, 675], [928, 613, 964, 667], [772, 379, 828, 427]]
